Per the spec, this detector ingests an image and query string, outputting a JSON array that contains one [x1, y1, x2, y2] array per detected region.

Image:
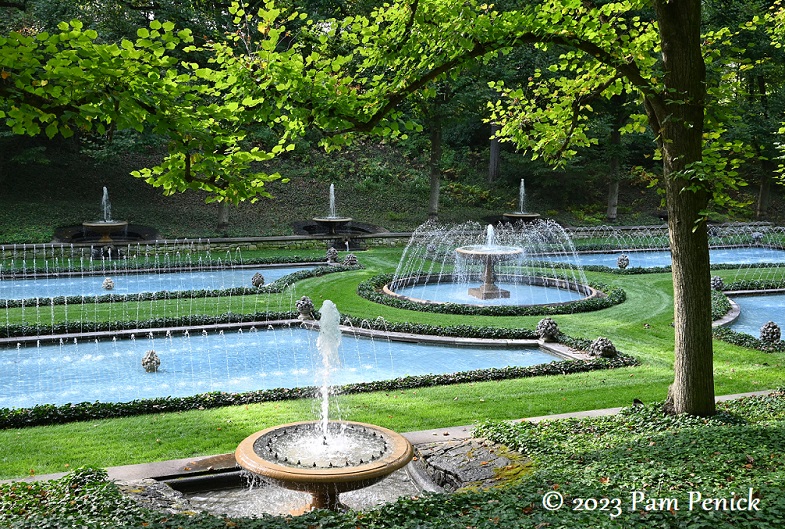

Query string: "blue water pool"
[[394, 282, 584, 306], [542, 247, 785, 268], [0, 327, 557, 408], [0, 265, 314, 300], [728, 293, 785, 336]]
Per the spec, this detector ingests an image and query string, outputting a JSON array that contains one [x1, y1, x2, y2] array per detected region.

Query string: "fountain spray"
[[316, 300, 342, 436]]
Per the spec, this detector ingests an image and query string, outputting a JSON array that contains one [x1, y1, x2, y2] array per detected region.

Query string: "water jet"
[[234, 301, 413, 513], [82, 187, 129, 243]]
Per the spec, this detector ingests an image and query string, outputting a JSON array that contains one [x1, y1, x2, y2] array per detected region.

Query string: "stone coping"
[[713, 299, 740, 327]]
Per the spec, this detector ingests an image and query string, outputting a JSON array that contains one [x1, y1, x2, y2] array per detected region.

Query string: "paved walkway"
[[8, 389, 773, 485]]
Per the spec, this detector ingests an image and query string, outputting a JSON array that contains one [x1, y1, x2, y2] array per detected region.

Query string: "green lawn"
[[1, 246, 783, 480]]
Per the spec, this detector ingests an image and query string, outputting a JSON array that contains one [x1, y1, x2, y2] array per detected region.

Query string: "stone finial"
[[710, 276, 724, 291], [102, 277, 115, 290], [326, 247, 339, 264], [295, 296, 316, 320], [589, 336, 617, 358], [535, 318, 559, 342], [251, 272, 265, 288], [617, 254, 630, 270], [342, 253, 358, 266], [760, 321, 781, 343], [142, 350, 161, 372]]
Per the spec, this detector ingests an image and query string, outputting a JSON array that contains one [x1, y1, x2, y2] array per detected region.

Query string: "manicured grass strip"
[[0, 366, 664, 480]]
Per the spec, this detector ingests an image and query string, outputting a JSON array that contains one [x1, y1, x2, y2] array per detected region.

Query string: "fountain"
[[312, 184, 353, 236], [502, 179, 541, 223], [82, 187, 129, 243], [384, 220, 600, 307], [234, 301, 414, 513], [455, 225, 523, 299]]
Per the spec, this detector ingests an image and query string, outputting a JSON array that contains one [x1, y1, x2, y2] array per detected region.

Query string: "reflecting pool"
[[0, 327, 557, 408], [728, 293, 785, 336], [541, 247, 785, 268], [0, 265, 314, 300], [393, 281, 584, 306]]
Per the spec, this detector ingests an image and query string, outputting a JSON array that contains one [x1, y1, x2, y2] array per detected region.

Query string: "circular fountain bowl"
[[455, 245, 524, 260], [383, 275, 603, 307], [235, 420, 413, 513], [311, 217, 353, 236], [502, 212, 541, 223], [82, 220, 129, 243]]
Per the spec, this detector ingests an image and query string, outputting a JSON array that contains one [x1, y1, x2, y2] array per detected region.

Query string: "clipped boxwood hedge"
[[357, 274, 626, 316], [713, 326, 785, 353], [724, 278, 785, 291], [711, 289, 732, 321], [0, 311, 301, 339]]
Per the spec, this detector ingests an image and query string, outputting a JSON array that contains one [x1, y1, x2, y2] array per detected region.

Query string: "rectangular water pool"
[[0, 327, 558, 408]]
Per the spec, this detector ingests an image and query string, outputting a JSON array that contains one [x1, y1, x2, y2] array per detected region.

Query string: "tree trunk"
[[606, 127, 621, 222], [652, 0, 716, 416], [217, 202, 230, 232], [488, 123, 500, 184], [428, 114, 443, 220], [756, 161, 774, 219]]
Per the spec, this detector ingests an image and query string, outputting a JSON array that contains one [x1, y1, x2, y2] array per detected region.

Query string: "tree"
[[274, 0, 718, 415], [0, 15, 293, 204]]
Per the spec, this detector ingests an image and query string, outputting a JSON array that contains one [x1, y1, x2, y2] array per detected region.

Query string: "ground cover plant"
[[2, 391, 784, 528]]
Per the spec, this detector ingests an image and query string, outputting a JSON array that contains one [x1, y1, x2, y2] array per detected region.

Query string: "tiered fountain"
[[455, 225, 523, 300], [234, 301, 413, 513], [384, 220, 600, 307], [82, 187, 128, 243], [503, 179, 541, 223]]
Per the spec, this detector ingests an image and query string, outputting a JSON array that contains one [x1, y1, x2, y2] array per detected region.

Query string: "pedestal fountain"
[[82, 187, 128, 243], [234, 301, 413, 513], [502, 179, 541, 223], [455, 225, 523, 300], [312, 184, 353, 235], [383, 220, 601, 308]]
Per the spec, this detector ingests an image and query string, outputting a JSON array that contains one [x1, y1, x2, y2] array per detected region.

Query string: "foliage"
[[0, 466, 149, 528], [711, 289, 733, 321], [0, 15, 291, 204], [713, 326, 785, 353]]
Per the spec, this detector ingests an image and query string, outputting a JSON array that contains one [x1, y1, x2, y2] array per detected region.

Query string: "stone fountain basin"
[[235, 420, 414, 496], [82, 220, 129, 230], [455, 245, 524, 259]]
